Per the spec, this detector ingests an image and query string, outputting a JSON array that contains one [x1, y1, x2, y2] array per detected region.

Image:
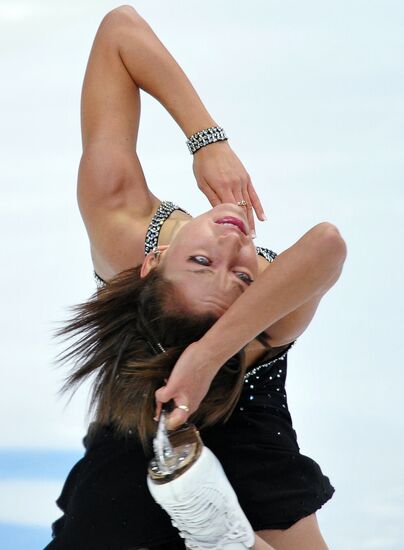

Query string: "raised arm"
[[114, 6, 265, 229], [155, 222, 348, 428], [78, 6, 265, 278]]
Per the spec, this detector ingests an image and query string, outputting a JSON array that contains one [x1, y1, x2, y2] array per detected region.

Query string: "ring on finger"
[[236, 200, 248, 207], [176, 404, 190, 412]]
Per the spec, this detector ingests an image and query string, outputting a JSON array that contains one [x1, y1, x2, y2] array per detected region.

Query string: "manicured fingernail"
[[153, 416, 158, 422], [251, 230, 256, 239], [262, 213, 268, 221]]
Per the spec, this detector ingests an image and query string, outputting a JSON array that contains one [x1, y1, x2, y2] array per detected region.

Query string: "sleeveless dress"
[[45, 201, 335, 550]]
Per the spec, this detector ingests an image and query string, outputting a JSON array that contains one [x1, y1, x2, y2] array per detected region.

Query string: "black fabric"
[[44, 352, 334, 549]]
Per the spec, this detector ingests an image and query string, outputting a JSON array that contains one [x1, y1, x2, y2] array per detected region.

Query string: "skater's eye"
[[188, 255, 254, 285], [189, 255, 210, 266], [235, 272, 254, 285]]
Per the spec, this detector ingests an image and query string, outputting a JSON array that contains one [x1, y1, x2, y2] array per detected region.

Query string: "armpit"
[[255, 332, 297, 362]]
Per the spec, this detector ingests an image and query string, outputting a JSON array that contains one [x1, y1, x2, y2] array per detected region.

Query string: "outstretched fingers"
[[247, 178, 267, 222]]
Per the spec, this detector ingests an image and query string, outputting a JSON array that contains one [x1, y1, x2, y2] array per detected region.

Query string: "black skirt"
[[44, 352, 334, 550]]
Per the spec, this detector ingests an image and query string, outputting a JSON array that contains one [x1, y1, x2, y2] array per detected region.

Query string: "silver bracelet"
[[186, 126, 228, 155]]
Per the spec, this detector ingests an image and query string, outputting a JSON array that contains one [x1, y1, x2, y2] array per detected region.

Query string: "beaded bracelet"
[[186, 126, 228, 155]]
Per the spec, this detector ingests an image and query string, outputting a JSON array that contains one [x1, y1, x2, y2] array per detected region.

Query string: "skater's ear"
[[140, 246, 169, 278]]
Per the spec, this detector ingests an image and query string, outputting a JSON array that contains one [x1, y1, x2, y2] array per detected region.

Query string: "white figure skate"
[[147, 411, 255, 549]]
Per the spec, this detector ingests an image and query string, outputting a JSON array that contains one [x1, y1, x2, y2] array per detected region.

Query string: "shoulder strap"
[[255, 245, 277, 262], [144, 200, 191, 256], [254, 332, 296, 363], [94, 270, 106, 288]]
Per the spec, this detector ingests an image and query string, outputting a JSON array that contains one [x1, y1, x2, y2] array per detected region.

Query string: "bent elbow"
[[317, 222, 348, 264]]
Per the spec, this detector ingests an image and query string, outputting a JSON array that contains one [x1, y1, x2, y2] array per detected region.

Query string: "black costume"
[[45, 201, 334, 549]]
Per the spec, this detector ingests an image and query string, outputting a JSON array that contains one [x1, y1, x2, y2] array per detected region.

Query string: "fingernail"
[[153, 416, 158, 422], [262, 213, 268, 221], [251, 230, 256, 239]]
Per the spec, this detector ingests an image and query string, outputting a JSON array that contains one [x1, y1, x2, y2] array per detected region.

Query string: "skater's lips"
[[214, 217, 247, 236]]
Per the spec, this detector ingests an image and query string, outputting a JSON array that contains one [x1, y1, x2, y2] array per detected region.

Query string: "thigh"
[[257, 513, 329, 550]]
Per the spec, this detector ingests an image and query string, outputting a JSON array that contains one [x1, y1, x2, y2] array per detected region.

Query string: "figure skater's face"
[[142, 203, 259, 316]]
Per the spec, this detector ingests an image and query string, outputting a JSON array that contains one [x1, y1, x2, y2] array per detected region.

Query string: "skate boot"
[[147, 410, 255, 549]]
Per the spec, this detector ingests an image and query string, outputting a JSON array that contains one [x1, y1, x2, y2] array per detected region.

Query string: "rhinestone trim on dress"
[[94, 271, 106, 288], [144, 200, 191, 257], [243, 340, 296, 381], [255, 246, 277, 263]]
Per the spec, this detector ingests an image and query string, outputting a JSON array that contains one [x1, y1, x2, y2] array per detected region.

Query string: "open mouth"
[[215, 217, 247, 235]]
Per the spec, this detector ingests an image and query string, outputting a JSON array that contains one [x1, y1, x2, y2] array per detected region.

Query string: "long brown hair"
[[55, 264, 247, 453]]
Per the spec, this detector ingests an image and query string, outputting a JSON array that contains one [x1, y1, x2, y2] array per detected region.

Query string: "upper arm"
[[77, 146, 161, 279], [255, 248, 323, 347], [263, 294, 323, 347], [77, 8, 162, 278]]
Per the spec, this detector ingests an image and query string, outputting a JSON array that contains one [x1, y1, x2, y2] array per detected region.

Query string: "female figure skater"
[[46, 5, 347, 549]]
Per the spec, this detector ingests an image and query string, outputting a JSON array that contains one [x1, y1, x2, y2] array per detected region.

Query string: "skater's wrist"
[[193, 337, 237, 377]]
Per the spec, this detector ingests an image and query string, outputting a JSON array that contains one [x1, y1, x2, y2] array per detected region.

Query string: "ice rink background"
[[1, 0, 403, 548]]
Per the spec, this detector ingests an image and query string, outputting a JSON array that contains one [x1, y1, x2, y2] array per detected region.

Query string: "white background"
[[0, 1, 403, 548]]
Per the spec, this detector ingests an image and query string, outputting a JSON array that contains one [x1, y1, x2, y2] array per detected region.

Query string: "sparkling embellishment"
[[243, 340, 296, 382], [94, 271, 106, 288], [250, 385, 254, 389], [144, 201, 191, 256], [255, 246, 277, 263], [186, 126, 228, 154], [249, 395, 254, 400]]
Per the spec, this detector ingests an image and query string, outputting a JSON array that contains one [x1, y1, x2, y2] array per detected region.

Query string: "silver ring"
[[176, 404, 190, 412]]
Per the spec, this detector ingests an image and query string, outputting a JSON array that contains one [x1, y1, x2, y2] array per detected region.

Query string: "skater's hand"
[[192, 140, 267, 238], [154, 342, 218, 431]]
